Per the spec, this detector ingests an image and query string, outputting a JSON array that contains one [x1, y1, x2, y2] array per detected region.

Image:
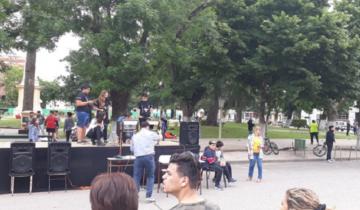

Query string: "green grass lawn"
[[0, 118, 356, 140], [169, 122, 356, 140], [0, 118, 21, 128]]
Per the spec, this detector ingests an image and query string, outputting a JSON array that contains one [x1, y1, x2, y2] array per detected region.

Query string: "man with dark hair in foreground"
[[163, 152, 220, 210]]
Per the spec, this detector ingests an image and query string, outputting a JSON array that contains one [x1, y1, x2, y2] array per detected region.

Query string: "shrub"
[[291, 119, 307, 129]]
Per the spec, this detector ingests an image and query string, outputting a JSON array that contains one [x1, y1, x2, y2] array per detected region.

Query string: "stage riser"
[[0, 145, 199, 194]]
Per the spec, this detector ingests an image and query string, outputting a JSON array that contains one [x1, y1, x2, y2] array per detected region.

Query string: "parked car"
[[335, 121, 347, 132]]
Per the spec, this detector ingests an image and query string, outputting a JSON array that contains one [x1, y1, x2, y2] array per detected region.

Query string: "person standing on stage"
[[93, 90, 111, 143], [130, 121, 161, 203], [138, 93, 152, 124], [326, 125, 336, 163], [75, 84, 93, 143]]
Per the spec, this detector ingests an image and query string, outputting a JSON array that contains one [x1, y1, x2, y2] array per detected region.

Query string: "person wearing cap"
[[138, 93, 152, 124], [130, 121, 161, 203], [75, 84, 93, 143]]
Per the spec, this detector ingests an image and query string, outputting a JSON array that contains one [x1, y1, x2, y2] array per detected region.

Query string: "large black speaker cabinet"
[[179, 122, 200, 145], [10, 142, 35, 174], [48, 142, 71, 173]]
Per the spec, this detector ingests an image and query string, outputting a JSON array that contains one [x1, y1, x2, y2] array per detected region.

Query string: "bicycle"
[[313, 143, 327, 157], [263, 137, 279, 155]]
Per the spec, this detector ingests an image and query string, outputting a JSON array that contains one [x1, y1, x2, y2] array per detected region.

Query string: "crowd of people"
[[90, 151, 332, 210], [24, 84, 336, 209]]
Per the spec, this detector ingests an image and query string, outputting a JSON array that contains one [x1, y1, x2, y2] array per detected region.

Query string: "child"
[[45, 111, 58, 142], [64, 112, 75, 142], [216, 140, 236, 183], [28, 118, 39, 142]]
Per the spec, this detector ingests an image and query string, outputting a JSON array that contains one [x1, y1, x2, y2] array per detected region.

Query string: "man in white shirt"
[[131, 121, 161, 202]]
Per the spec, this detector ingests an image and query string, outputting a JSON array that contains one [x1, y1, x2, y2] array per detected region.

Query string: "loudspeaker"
[[10, 142, 35, 174], [179, 122, 199, 145], [48, 142, 71, 173]]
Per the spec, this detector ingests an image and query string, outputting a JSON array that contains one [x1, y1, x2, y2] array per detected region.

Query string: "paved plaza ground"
[[0, 161, 359, 210]]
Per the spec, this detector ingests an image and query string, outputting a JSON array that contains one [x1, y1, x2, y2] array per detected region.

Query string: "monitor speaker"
[[48, 142, 71, 172], [10, 142, 35, 174], [179, 122, 199, 145]]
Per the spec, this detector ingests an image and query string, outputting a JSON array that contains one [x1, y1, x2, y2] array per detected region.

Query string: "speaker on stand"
[[179, 122, 200, 146], [9, 142, 35, 195]]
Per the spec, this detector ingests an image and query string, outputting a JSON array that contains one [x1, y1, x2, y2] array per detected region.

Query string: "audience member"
[[36, 111, 45, 135], [216, 140, 236, 183], [163, 152, 220, 210], [28, 117, 39, 142], [90, 173, 138, 210], [281, 188, 332, 210], [247, 126, 264, 182], [64, 112, 75, 142], [45, 111, 58, 142], [201, 140, 232, 190], [325, 125, 335, 163]]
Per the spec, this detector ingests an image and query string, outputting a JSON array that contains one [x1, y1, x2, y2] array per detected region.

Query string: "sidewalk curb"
[[227, 158, 360, 164]]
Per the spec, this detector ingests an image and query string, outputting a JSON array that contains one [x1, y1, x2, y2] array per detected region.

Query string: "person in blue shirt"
[[28, 118, 39, 142]]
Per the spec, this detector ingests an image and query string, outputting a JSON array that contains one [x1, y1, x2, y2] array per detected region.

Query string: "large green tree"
[[1, 66, 23, 107], [216, 0, 325, 133], [4, 0, 71, 111], [152, 0, 232, 121], [66, 0, 159, 119]]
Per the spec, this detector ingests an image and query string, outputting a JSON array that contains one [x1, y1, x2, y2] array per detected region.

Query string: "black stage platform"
[[0, 143, 200, 194]]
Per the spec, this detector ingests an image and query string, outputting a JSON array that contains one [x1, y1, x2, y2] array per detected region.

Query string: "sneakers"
[[228, 178, 237, 183], [327, 159, 333, 163], [214, 185, 223, 191], [145, 197, 156, 203], [96, 141, 106, 146]]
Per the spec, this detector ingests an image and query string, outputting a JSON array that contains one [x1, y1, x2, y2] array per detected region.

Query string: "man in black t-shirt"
[[75, 84, 93, 143], [138, 93, 152, 124]]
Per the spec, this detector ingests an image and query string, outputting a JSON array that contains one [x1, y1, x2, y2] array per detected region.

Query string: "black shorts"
[[46, 128, 56, 133]]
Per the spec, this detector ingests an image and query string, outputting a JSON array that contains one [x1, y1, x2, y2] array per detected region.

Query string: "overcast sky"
[[15, 32, 80, 81]]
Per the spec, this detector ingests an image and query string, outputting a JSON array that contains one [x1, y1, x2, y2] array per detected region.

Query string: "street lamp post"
[[218, 97, 225, 140]]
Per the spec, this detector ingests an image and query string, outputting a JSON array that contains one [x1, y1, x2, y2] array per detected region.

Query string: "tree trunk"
[[22, 48, 37, 111], [206, 94, 219, 126], [259, 94, 267, 137], [326, 101, 338, 127], [110, 90, 129, 120], [235, 106, 242, 123], [182, 101, 194, 122]]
